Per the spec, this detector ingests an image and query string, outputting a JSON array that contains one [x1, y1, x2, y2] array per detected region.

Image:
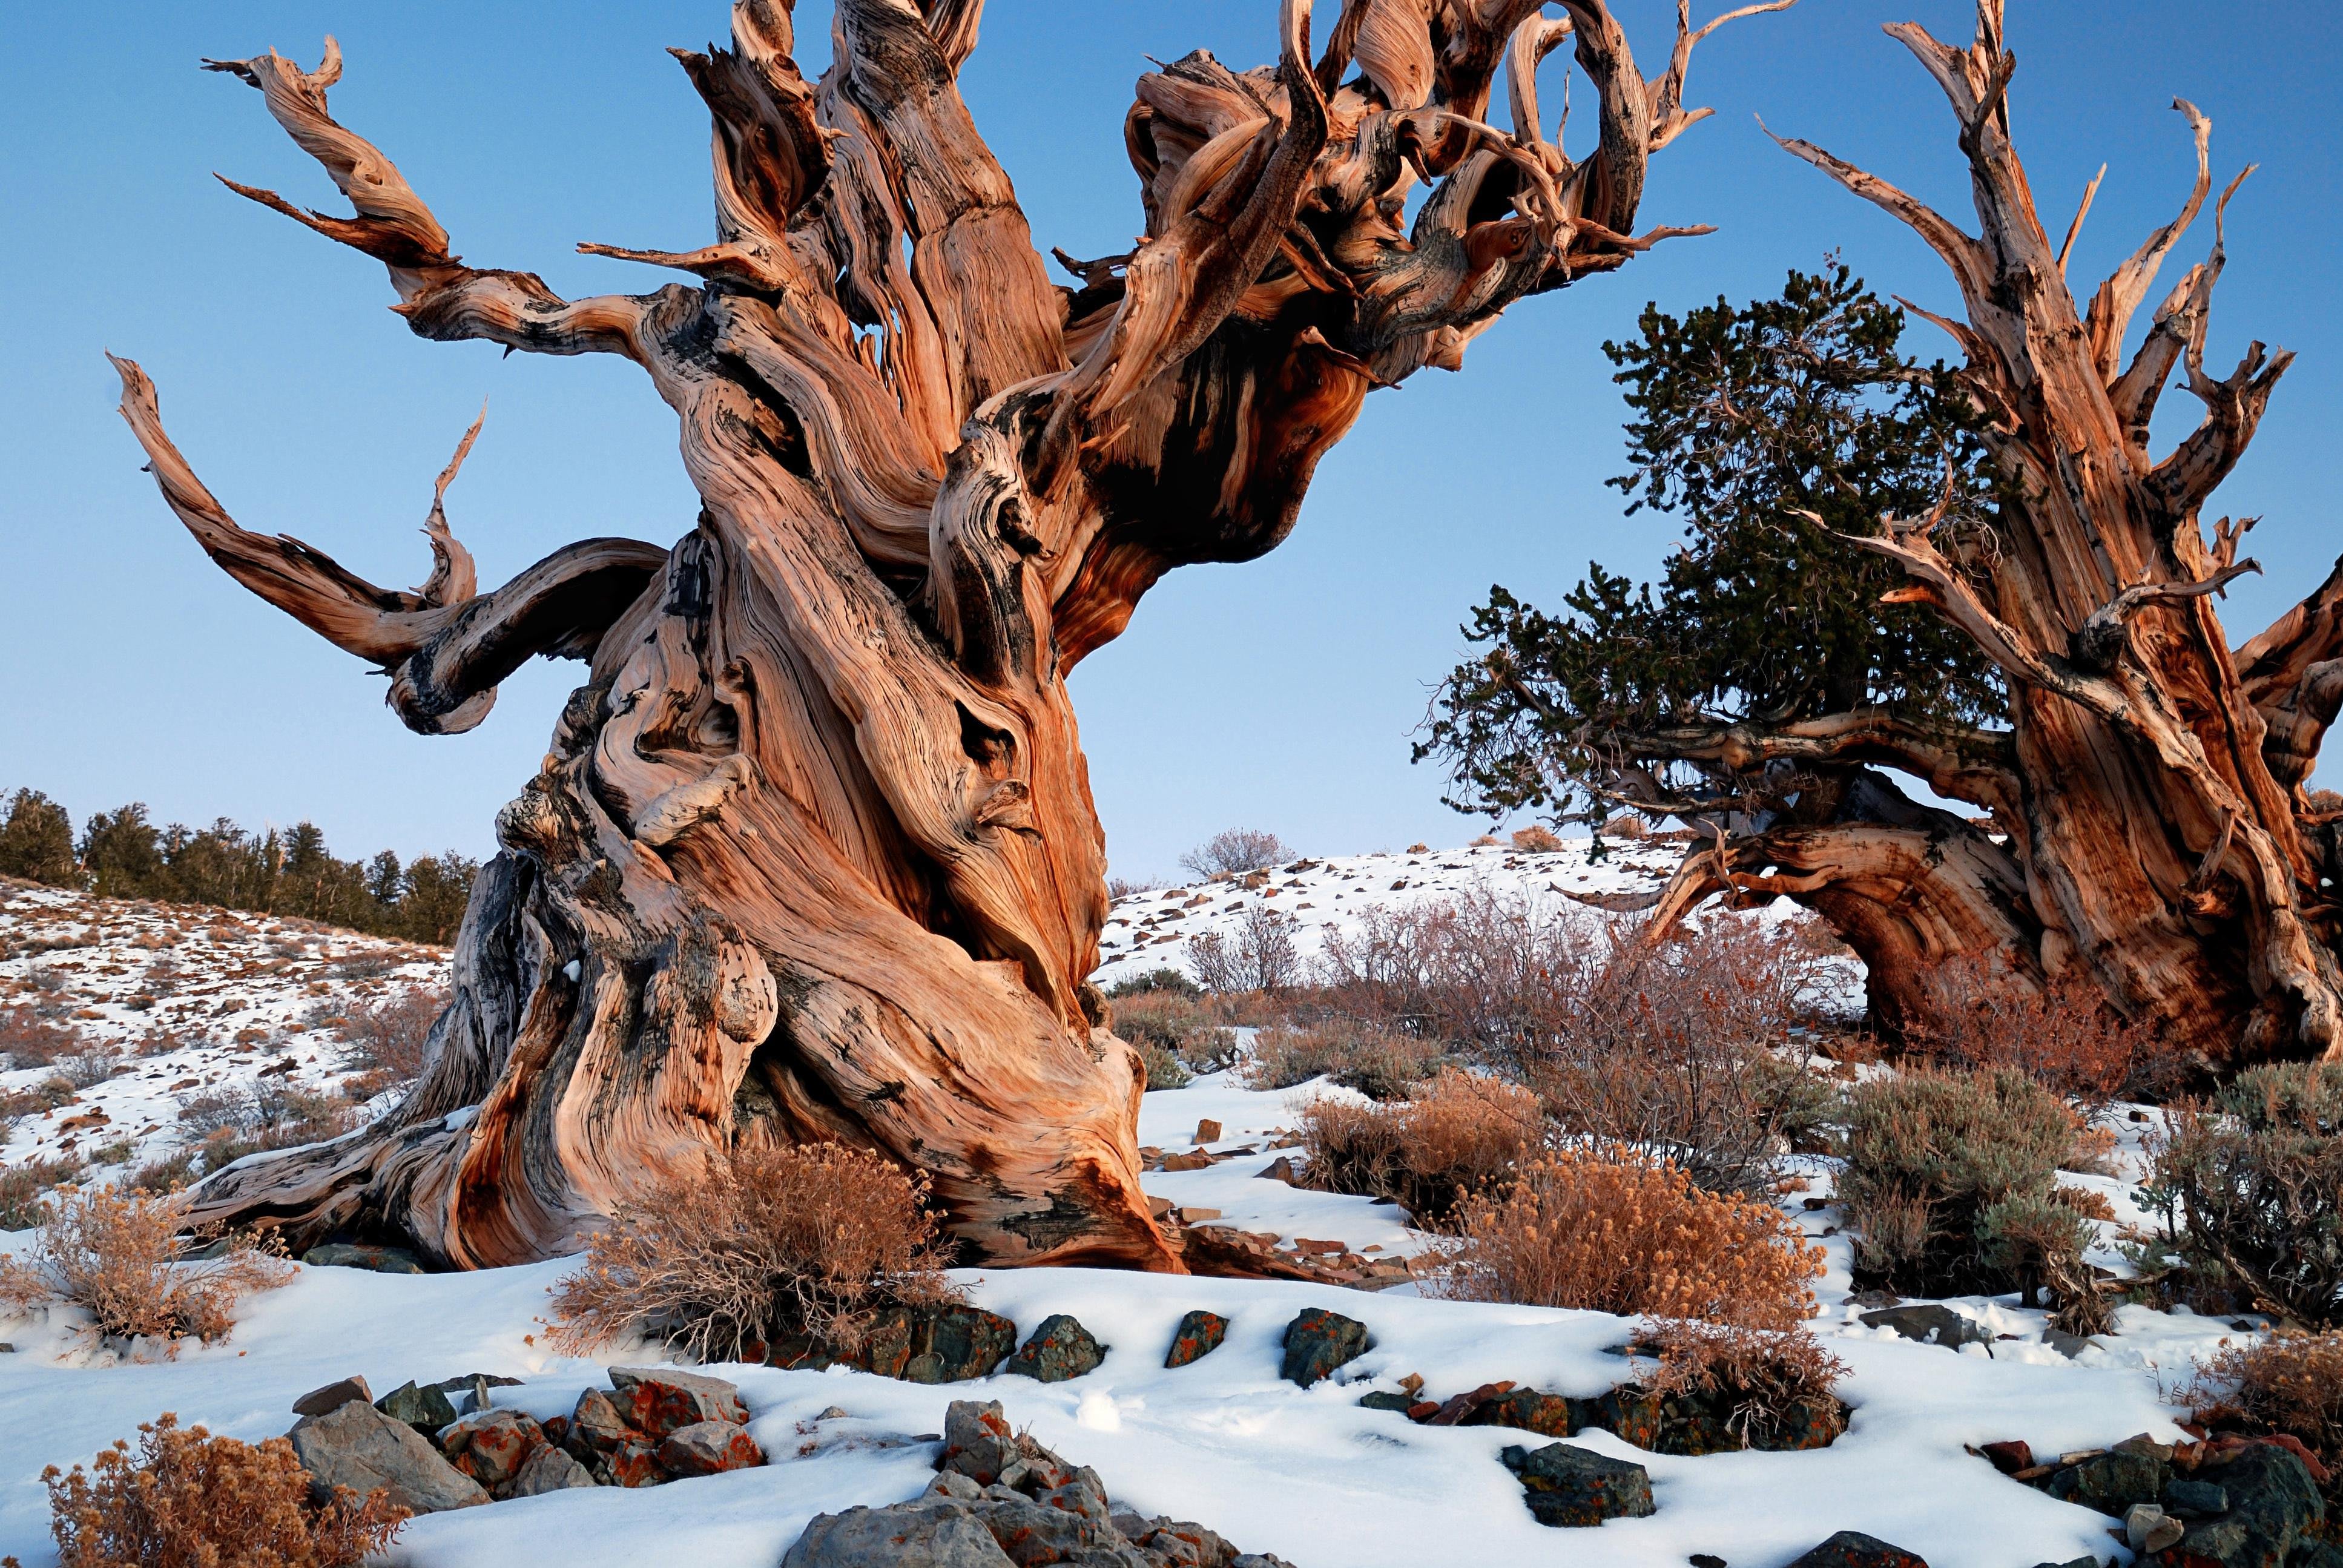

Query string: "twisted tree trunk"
[[1633, 0, 2343, 1064], [120, 0, 1781, 1267]]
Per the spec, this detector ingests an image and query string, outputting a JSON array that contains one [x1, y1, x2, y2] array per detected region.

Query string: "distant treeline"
[[0, 786, 476, 945]]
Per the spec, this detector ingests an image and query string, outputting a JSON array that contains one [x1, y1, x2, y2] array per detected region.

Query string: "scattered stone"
[[1158, 1151, 1214, 1171], [2144, 1441, 2325, 1568], [374, 1379, 459, 1437], [1164, 1309, 1228, 1368], [1195, 1118, 1222, 1142], [1692, 1557, 1727, 1568], [508, 1443, 596, 1497], [657, 1418, 766, 1477], [2162, 1477, 2229, 1518], [1257, 1156, 1302, 1185], [774, 1303, 1018, 1384], [2044, 1331, 2094, 1359], [609, 1366, 751, 1435], [1004, 1314, 1107, 1382], [2126, 1503, 2184, 1553], [1498, 1442, 1657, 1527], [1465, 1387, 1577, 1440], [299, 1242, 427, 1275], [1782, 1531, 1929, 1568], [568, 1386, 634, 1451], [1356, 1391, 1416, 1413], [291, 1375, 373, 1418], [786, 1400, 1296, 1568], [1177, 1207, 1224, 1222], [441, 1409, 548, 1489], [1859, 1305, 1989, 1349], [286, 1397, 487, 1514], [1280, 1307, 1370, 1388], [1980, 1440, 2035, 1475], [2045, 1441, 2169, 1517], [606, 1439, 665, 1489]]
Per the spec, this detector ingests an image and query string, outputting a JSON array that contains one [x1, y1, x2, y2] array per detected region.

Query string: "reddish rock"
[[657, 1419, 765, 1477], [570, 1387, 636, 1451], [608, 1367, 750, 1437], [291, 1375, 373, 1417], [1980, 1440, 2035, 1475], [1163, 1309, 1228, 1369], [443, 1409, 546, 1489], [606, 1440, 665, 1488]]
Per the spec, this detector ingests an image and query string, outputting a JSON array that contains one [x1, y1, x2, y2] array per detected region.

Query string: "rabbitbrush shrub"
[[2188, 1331, 2343, 1483], [1296, 1069, 1544, 1224], [28, 1413, 405, 1568], [0, 1185, 292, 1344], [1244, 1021, 1445, 1100], [1112, 989, 1237, 1078], [2150, 1062, 2343, 1326], [551, 1141, 961, 1364], [1839, 1067, 2085, 1297], [1436, 1144, 1824, 1329]]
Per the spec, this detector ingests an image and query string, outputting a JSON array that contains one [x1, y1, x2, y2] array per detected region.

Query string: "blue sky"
[[4, 2, 2338, 881]]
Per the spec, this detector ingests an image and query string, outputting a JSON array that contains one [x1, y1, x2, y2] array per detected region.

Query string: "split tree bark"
[[119, 0, 1783, 1267], [1622, 0, 2343, 1064]]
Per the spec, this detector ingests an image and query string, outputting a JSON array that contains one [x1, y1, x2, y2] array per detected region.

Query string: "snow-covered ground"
[[0, 858, 2263, 1567]]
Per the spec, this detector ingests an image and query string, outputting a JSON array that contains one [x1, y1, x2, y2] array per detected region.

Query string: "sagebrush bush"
[[1113, 990, 1236, 1077], [2150, 1062, 2343, 1326], [330, 986, 444, 1085], [0, 1002, 85, 1067], [1296, 1070, 1544, 1223], [1910, 955, 2180, 1104], [1839, 1068, 2083, 1296], [550, 1141, 961, 1365], [2188, 1331, 2343, 1481], [0, 1156, 84, 1230], [1244, 1021, 1444, 1100], [1435, 1145, 1824, 1328], [35, 1413, 406, 1568], [1132, 1037, 1191, 1090], [1188, 905, 1302, 992], [1636, 1318, 1849, 1449], [0, 1185, 292, 1343], [1179, 828, 1292, 879], [1977, 1190, 2111, 1334]]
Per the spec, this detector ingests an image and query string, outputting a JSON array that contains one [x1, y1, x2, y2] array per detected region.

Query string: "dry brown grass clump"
[[0, 1002, 85, 1067], [0, 1156, 85, 1230], [2188, 1331, 2343, 1481], [1910, 955, 2181, 1105], [1636, 1317, 1850, 1449], [32, 1413, 406, 1568], [1113, 989, 1238, 1080], [1509, 825, 1564, 853], [551, 1141, 962, 1365], [0, 1186, 292, 1344], [1296, 1070, 1544, 1223], [1244, 1021, 1446, 1101], [1435, 1144, 1825, 1328]]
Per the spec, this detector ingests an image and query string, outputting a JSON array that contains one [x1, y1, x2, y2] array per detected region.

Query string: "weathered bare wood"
[[133, 0, 1787, 1267]]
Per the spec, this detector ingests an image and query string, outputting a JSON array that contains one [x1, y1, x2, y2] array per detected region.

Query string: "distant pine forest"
[[0, 786, 474, 945]]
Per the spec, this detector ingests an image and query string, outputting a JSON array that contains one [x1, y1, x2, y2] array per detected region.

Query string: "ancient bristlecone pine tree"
[[1604, 1, 2341, 1064], [117, 0, 1784, 1268]]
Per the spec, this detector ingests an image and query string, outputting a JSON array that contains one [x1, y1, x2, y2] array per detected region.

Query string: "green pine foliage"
[[1419, 266, 2004, 822], [1, 787, 473, 946]]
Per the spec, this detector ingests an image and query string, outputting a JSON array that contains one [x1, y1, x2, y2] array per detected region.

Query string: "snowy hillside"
[[0, 856, 2281, 1568], [0, 881, 440, 1184]]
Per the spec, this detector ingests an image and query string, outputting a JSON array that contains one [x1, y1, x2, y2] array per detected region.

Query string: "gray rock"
[[291, 1375, 372, 1417], [1280, 1307, 1370, 1388], [300, 1242, 427, 1274], [657, 1418, 764, 1477], [569, 1386, 636, 1451], [1003, 1314, 1106, 1383], [1498, 1441, 1656, 1527], [1859, 1305, 1989, 1349], [374, 1379, 459, 1437], [782, 1499, 1017, 1567], [608, 1366, 751, 1434], [439, 1408, 546, 1489], [286, 1397, 487, 1514], [2163, 1478, 2229, 1518], [435, 1372, 522, 1414], [2127, 1504, 2184, 1553], [2145, 1442, 2324, 1568], [509, 1443, 598, 1497], [1783, 1532, 1929, 1568]]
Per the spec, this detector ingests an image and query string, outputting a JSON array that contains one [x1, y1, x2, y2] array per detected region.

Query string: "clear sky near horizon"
[[3, 2, 2338, 882]]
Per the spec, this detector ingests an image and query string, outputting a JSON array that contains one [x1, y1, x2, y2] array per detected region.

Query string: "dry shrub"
[[60, 1048, 124, 1090], [1296, 1070, 1544, 1223], [2188, 1332, 2343, 1480], [2149, 1062, 2343, 1326], [1839, 1068, 2086, 1298], [331, 986, 444, 1084], [0, 1185, 292, 1343], [1434, 1145, 1825, 1328], [1636, 1317, 1849, 1449], [551, 1141, 961, 1365], [1509, 825, 1563, 853], [36, 1413, 405, 1568], [1132, 1037, 1190, 1090], [1179, 828, 1293, 880], [0, 1003, 84, 1067], [1244, 1021, 1445, 1100], [1911, 954, 2181, 1105], [1188, 905, 1302, 993], [0, 1156, 85, 1230], [1113, 990, 1237, 1076]]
